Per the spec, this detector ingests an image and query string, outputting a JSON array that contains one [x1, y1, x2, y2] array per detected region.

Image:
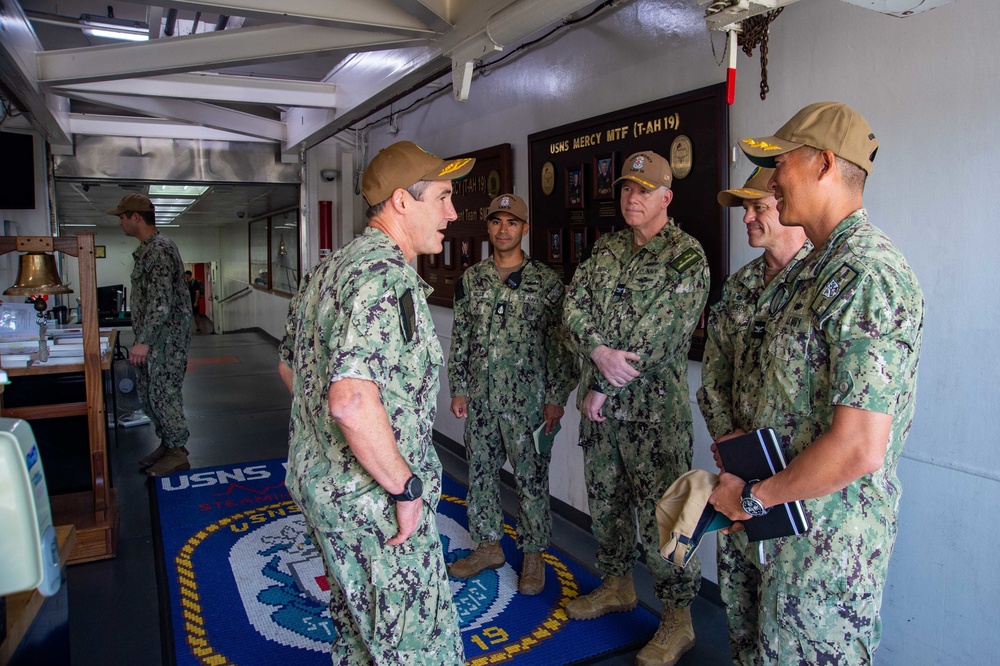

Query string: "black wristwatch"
[[741, 480, 769, 518], [388, 474, 423, 503]]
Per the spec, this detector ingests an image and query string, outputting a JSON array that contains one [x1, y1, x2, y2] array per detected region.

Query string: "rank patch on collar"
[[670, 248, 701, 273], [810, 263, 860, 320]]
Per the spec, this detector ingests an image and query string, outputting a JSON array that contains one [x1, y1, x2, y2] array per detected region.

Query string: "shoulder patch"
[[454, 275, 466, 304], [545, 283, 563, 304], [810, 263, 860, 319], [670, 247, 701, 273]]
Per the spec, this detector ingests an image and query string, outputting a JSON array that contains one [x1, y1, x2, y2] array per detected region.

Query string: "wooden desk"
[[0, 525, 75, 666]]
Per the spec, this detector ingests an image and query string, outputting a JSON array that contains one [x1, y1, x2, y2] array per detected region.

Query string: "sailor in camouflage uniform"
[[708, 103, 924, 664], [563, 151, 709, 666], [696, 167, 811, 666], [277, 141, 474, 665], [447, 193, 578, 595], [107, 193, 192, 477]]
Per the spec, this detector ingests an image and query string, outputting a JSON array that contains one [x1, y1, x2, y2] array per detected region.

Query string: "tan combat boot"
[[138, 443, 188, 469], [448, 541, 505, 578], [518, 552, 545, 595], [635, 606, 695, 666], [565, 572, 637, 620], [145, 447, 191, 477]]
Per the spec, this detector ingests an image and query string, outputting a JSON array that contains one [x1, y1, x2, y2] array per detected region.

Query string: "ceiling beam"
[[0, 0, 71, 146], [64, 92, 287, 142], [68, 113, 273, 142], [158, 0, 442, 35], [36, 23, 425, 85], [51, 73, 337, 109], [386, 0, 453, 32]]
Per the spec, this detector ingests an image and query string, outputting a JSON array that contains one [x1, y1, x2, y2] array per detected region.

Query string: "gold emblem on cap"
[[438, 158, 473, 176], [741, 138, 782, 151], [629, 177, 657, 190]]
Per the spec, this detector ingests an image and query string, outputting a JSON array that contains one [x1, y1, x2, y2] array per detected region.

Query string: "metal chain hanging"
[[738, 8, 784, 100]]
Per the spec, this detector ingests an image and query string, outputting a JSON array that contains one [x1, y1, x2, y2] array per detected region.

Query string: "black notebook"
[[716, 428, 811, 542]]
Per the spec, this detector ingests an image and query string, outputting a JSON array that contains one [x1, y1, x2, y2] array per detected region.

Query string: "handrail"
[[218, 286, 253, 304]]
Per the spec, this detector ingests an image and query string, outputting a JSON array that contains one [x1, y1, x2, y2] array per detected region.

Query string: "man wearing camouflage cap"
[[447, 193, 578, 595], [563, 151, 709, 666], [278, 140, 474, 665], [107, 193, 192, 477], [708, 102, 924, 663], [696, 167, 810, 665]]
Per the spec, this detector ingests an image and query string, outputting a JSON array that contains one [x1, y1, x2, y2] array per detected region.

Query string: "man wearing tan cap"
[[446, 193, 577, 595], [709, 102, 924, 663], [106, 193, 192, 477], [278, 140, 474, 665], [696, 166, 810, 666], [563, 151, 709, 666]]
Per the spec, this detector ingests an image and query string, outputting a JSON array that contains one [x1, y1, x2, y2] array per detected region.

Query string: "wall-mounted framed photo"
[[570, 228, 587, 263], [459, 237, 473, 269], [442, 239, 454, 268], [95, 245, 106, 258], [593, 153, 616, 200], [547, 229, 563, 263], [479, 237, 491, 262], [427, 250, 439, 268], [565, 167, 584, 209]]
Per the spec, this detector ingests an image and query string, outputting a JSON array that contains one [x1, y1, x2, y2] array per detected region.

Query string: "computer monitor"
[[96, 284, 126, 315]]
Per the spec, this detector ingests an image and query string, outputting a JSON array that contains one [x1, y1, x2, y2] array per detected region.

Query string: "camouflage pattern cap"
[[717, 167, 775, 207], [486, 193, 528, 222], [362, 140, 476, 207], [614, 150, 672, 191], [740, 102, 879, 175], [106, 193, 154, 215]]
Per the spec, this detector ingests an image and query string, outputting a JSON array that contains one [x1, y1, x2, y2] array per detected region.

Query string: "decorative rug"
[[151, 458, 659, 665]]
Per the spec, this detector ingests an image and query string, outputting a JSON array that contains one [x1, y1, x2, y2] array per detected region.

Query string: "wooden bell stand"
[[0, 234, 117, 563]]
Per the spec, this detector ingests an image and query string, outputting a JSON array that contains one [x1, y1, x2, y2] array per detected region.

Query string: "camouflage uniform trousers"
[[757, 571, 881, 665], [306, 493, 464, 665], [717, 530, 761, 666], [136, 331, 190, 449], [580, 416, 700, 607], [464, 401, 551, 553]]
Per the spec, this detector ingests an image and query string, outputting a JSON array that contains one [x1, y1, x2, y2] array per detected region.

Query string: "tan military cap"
[[739, 102, 879, 175]]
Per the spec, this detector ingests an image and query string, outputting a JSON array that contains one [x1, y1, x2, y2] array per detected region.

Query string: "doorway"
[[185, 261, 219, 335]]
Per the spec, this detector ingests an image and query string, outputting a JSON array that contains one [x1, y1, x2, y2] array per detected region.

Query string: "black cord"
[[350, 0, 618, 133]]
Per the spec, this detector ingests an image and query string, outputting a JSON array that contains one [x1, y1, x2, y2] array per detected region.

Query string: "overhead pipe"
[[450, 0, 599, 102], [163, 8, 177, 36]]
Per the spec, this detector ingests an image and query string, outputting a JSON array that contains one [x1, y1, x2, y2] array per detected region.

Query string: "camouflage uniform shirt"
[[449, 255, 577, 420], [280, 227, 444, 508], [747, 209, 924, 595], [131, 231, 191, 348], [698, 242, 813, 439], [564, 221, 709, 422]]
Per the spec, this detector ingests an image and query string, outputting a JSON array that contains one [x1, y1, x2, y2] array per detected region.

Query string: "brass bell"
[[4, 252, 73, 296]]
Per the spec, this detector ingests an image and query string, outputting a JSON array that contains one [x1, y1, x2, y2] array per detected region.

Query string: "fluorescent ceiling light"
[[61, 223, 97, 227], [156, 207, 188, 213], [84, 28, 148, 41], [150, 198, 196, 206], [80, 14, 149, 42], [148, 185, 210, 196]]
